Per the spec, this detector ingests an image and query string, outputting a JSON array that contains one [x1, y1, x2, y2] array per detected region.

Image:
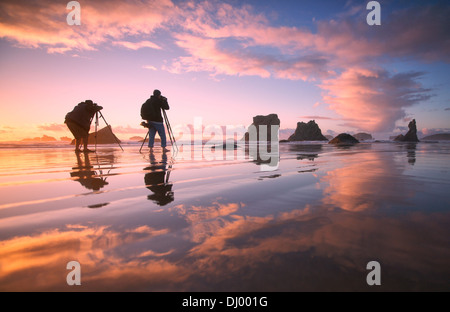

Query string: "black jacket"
[[65, 102, 102, 131], [141, 96, 169, 122]]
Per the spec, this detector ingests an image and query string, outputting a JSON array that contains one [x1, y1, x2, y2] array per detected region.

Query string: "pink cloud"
[[297, 115, 366, 123], [142, 65, 158, 71], [312, 4, 450, 65], [165, 34, 271, 78], [177, 1, 449, 71], [164, 1, 327, 80], [298, 116, 335, 121], [0, 0, 175, 53], [1, 0, 446, 133], [320, 68, 432, 132], [113, 40, 162, 50]]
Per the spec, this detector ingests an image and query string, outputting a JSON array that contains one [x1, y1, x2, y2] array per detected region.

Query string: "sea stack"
[[328, 133, 359, 144], [354, 133, 373, 141], [394, 119, 419, 142], [288, 120, 328, 141], [71, 125, 121, 145], [244, 114, 280, 142]]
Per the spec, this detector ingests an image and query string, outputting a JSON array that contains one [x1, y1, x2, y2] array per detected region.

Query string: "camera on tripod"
[[85, 100, 103, 112], [94, 104, 103, 111], [140, 121, 150, 128]]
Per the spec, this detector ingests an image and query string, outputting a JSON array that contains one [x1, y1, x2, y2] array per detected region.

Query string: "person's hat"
[[153, 90, 161, 96], [85, 100, 94, 105]]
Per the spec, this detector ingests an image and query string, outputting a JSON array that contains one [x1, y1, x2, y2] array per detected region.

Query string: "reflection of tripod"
[[139, 110, 177, 153], [93, 111, 124, 151]]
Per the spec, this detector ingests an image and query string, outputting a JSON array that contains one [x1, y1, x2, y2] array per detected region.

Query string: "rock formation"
[[288, 120, 328, 141], [244, 114, 280, 142], [129, 136, 145, 141], [88, 125, 121, 144], [70, 125, 121, 145], [394, 119, 419, 142], [328, 133, 359, 144], [60, 136, 73, 142], [354, 133, 373, 141], [422, 133, 450, 141], [22, 135, 57, 142], [212, 142, 238, 149]]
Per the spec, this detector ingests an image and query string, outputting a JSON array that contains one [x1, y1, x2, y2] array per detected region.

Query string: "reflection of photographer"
[[144, 150, 174, 206], [65, 100, 103, 153], [70, 152, 109, 191]]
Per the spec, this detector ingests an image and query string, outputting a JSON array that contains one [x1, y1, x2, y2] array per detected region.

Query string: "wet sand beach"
[[0, 141, 449, 291]]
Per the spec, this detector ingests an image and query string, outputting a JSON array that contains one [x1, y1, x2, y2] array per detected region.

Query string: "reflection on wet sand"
[[0, 224, 184, 291], [321, 144, 416, 212], [1, 199, 448, 291], [287, 144, 321, 174], [70, 152, 109, 191], [164, 142, 449, 290], [0, 143, 449, 291], [144, 151, 174, 206], [406, 143, 417, 165], [70, 150, 117, 189], [187, 209, 449, 291], [289, 144, 322, 161], [245, 142, 280, 171]]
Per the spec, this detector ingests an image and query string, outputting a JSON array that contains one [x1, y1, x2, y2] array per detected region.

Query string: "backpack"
[[140, 100, 153, 120]]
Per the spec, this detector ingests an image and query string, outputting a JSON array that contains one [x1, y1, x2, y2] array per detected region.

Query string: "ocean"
[[0, 141, 449, 291]]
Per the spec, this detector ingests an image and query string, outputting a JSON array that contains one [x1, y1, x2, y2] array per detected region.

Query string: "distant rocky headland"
[[22, 135, 58, 142], [421, 133, 450, 141], [129, 136, 144, 142], [130, 136, 160, 143], [353, 133, 373, 141]]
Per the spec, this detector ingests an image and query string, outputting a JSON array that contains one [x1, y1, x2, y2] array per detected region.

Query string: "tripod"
[[93, 110, 124, 152], [163, 109, 177, 151], [139, 110, 177, 153]]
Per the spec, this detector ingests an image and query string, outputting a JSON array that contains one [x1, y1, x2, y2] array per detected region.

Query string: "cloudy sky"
[[0, 0, 449, 141]]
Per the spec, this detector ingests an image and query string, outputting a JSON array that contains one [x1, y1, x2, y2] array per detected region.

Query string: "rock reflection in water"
[[289, 144, 322, 161]]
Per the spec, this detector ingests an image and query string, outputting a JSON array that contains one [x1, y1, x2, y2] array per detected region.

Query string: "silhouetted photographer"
[[140, 89, 170, 152], [65, 100, 103, 153]]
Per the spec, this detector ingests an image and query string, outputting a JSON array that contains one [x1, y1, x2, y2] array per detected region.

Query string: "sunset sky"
[[0, 0, 449, 141]]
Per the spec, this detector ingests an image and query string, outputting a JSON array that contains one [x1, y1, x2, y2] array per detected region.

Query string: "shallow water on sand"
[[0, 142, 449, 291]]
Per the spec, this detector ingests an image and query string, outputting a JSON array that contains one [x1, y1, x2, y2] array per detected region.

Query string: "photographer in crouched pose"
[[65, 100, 103, 153]]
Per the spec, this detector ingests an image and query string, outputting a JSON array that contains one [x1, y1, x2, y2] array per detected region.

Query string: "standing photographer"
[[141, 89, 170, 152], [65, 100, 103, 153]]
